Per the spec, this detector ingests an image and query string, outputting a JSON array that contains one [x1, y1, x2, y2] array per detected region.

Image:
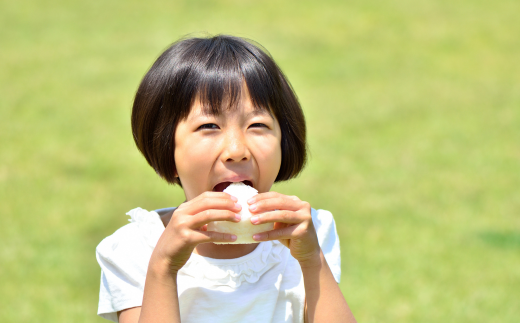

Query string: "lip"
[[212, 176, 255, 192]]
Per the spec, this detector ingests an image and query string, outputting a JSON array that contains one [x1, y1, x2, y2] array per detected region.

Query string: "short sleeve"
[[96, 223, 152, 322], [311, 208, 342, 283]]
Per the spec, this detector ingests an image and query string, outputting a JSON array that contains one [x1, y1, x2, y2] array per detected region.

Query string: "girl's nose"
[[221, 131, 251, 162]]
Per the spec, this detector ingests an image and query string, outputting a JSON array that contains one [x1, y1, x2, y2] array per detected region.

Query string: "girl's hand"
[[248, 192, 321, 267], [151, 192, 241, 274]]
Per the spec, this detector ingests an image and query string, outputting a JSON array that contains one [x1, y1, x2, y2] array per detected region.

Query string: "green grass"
[[1, 0, 519, 322]]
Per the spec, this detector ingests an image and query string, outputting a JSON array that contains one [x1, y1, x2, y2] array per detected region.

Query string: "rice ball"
[[208, 182, 273, 244]]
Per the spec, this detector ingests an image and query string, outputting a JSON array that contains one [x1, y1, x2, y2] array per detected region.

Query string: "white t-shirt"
[[96, 207, 341, 322]]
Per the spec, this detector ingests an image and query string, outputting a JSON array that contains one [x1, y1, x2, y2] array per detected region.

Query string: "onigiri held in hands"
[[208, 182, 274, 244]]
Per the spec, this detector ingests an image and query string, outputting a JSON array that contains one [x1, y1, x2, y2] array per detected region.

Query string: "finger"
[[247, 191, 284, 204], [250, 210, 305, 225], [224, 192, 239, 202], [249, 196, 303, 213], [191, 230, 237, 244], [248, 192, 301, 203], [192, 191, 239, 204], [185, 193, 241, 214], [192, 191, 239, 201], [190, 209, 241, 228], [252, 225, 297, 242], [178, 192, 236, 211]]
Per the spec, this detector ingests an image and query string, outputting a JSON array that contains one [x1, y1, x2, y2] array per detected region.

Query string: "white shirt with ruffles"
[[96, 207, 342, 323]]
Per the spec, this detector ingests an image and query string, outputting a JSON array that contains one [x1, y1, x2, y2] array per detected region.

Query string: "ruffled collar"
[[126, 207, 287, 288], [181, 239, 286, 288], [127, 207, 165, 249]]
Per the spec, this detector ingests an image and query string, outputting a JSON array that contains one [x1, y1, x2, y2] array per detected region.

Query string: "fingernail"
[[230, 195, 238, 202], [250, 216, 258, 224], [235, 203, 242, 210], [247, 197, 255, 204], [235, 213, 241, 221], [253, 234, 261, 240], [231, 235, 237, 241], [249, 204, 257, 211]]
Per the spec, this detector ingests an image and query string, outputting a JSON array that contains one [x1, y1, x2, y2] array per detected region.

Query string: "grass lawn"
[[1, 0, 519, 322]]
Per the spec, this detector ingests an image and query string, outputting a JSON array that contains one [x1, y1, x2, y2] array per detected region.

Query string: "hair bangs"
[[187, 38, 274, 117]]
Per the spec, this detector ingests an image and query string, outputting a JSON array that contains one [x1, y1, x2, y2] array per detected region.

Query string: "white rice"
[[207, 182, 274, 244]]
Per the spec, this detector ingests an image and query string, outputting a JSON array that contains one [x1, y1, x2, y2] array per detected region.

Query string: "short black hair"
[[131, 35, 307, 185]]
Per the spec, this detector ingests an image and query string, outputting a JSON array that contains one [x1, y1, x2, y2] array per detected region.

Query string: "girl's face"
[[174, 87, 282, 201]]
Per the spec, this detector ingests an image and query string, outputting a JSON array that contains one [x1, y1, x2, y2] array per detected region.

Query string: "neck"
[[194, 243, 259, 259]]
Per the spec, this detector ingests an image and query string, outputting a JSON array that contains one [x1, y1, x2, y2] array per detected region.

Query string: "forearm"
[[301, 250, 357, 323], [138, 257, 181, 323]]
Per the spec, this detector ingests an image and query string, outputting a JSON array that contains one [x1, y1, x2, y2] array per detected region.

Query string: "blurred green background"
[[1, 0, 519, 322]]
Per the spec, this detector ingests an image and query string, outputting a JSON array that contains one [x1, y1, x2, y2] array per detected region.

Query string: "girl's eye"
[[198, 123, 219, 130], [249, 123, 268, 129]]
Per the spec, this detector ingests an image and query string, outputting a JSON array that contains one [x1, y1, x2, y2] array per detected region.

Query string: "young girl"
[[96, 35, 357, 323]]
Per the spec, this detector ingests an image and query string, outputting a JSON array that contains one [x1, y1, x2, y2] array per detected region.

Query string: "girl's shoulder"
[[311, 208, 336, 227], [96, 208, 166, 321], [96, 207, 165, 261], [311, 208, 339, 243], [310, 208, 342, 283]]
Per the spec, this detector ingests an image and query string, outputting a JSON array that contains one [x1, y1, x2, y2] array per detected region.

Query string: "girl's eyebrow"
[[187, 110, 215, 121], [187, 108, 273, 121], [247, 109, 274, 119]]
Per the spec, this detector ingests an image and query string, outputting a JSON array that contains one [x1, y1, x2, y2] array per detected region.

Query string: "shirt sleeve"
[[311, 208, 342, 283], [96, 223, 151, 322]]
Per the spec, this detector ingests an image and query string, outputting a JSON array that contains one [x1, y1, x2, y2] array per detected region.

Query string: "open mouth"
[[213, 180, 253, 192]]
